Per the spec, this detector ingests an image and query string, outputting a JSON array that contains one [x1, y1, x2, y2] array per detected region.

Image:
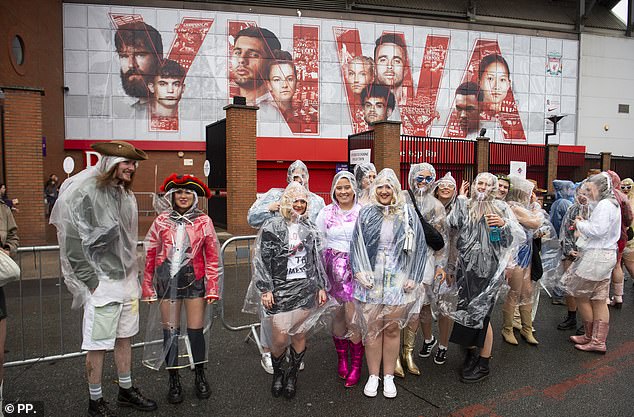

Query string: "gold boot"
[[394, 355, 405, 378], [502, 309, 518, 345], [402, 328, 421, 375], [519, 306, 539, 345]]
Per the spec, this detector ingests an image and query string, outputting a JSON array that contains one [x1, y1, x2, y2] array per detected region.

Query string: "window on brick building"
[[11, 35, 24, 66]]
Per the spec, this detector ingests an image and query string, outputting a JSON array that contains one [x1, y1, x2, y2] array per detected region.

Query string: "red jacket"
[[143, 211, 221, 301]]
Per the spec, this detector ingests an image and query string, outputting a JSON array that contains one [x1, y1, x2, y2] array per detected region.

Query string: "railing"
[[400, 135, 476, 187], [218, 235, 264, 354], [347, 129, 375, 168], [557, 151, 586, 182], [611, 155, 634, 180], [489, 142, 546, 189], [5, 241, 219, 368]]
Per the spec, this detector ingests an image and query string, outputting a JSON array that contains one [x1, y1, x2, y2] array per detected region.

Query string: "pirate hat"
[[161, 174, 211, 198], [90, 141, 148, 160]]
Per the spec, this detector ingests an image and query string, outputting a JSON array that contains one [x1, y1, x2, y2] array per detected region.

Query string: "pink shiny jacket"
[[143, 211, 221, 301]]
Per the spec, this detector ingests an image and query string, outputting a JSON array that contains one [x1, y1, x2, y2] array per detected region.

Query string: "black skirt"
[[155, 261, 205, 299]]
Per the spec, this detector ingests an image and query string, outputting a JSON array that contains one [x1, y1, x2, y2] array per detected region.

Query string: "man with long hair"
[[50, 141, 156, 417]]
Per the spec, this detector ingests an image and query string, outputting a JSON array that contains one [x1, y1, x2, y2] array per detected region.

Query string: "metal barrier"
[[218, 235, 264, 354], [4, 241, 213, 369]]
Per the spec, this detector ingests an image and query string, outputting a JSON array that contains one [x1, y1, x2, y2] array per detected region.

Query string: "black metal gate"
[[206, 119, 227, 228]]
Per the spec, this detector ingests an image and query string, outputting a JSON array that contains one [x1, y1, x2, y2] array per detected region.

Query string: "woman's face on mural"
[[346, 60, 373, 95], [268, 63, 297, 104], [480, 61, 511, 109]]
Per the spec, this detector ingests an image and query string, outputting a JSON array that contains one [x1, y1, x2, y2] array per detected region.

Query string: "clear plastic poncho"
[[405, 163, 449, 323], [244, 183, 335, 346], [353, 162, 377, 206], [50, 156, 141, 309], [562, 174, 621, 297], [349, 168, 428, 342], [442, 173, 524, 328], [315, 171, 361, 303], [247, 160, 326, 228], [501, 175, 544, 306], [141, 187, 224, 370]]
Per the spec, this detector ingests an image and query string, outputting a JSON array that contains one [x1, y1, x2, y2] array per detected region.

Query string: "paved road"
[[3, 265, 634, 417]]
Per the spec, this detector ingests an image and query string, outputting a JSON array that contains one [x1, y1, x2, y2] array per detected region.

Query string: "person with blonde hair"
[[350, 168, 427, 398]]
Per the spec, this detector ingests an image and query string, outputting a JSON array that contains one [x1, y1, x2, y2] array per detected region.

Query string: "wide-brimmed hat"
[[90, 141, 148, 160], [161, 174, 211, 198]]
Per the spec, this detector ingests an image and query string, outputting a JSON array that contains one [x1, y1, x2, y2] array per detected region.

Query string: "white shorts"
[[82, 297, 139, 351]]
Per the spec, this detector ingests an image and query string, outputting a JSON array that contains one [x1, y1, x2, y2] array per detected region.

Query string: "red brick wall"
[[225, 105, 257, 235], [3, 90, 45, 245], [373, 121, 401, 175]]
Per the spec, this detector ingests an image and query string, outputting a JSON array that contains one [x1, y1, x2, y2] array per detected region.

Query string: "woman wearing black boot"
[[248, 182, 328, 399], [445, 173, 523, 383], [142, 174, 223, 403]]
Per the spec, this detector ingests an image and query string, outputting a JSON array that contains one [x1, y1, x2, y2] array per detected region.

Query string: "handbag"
[[530, 238, 543, 281], [407, 189, 444, 252], [0, 250, 20, 287]]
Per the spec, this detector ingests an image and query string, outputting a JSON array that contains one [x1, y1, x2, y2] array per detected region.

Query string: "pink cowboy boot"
[[569, 321, 592, 345], [333, 336, 350, 379], [345, 340, 365, 387], [575, 320, 609, 353]]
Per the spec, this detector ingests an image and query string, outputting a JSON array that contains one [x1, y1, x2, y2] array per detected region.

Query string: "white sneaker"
[[363, 375, 380, 397], [383, 374, 397, 398], [261, 352, 273, 375]]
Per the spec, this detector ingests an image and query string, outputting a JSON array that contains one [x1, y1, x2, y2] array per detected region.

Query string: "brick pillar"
[[224, 104, 257, 236], [600, 152, 612, 172], [3, 89, 45, 245], [372, 120, 401, 174], [476, 136, 490, 173], [546, 144, 559, 195]]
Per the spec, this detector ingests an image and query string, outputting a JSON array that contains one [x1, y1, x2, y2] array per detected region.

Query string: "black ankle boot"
[[88, 398, 117, 417], [167, 370, 183, 404], [117, 386, 158, 411], [271, 353, 286, 398], [557, 312, 577, 330], [194, 365, 211, 399], [284, 346, 306, 399], [461, 348, 479, 377], [461, 356, 490, 383]]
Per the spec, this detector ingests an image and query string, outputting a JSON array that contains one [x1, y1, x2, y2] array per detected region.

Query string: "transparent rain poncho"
[[622, 177, 634, 254], [349, 168, 428, 343], [244, 182, 334, 345], [315, 171, 361, 303], [442, 173, 524, 328], [550, 180, 576, 237], [247, 160, 326, 228], [560, 181, 591, 259], [502, 175, 544, 306], [353, 162, 377, 206], [50, 156, 141, 309], [141, 187, 224, 370], [562, 174, 621, 298]]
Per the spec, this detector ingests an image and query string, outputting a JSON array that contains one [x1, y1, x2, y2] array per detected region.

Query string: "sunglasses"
[[437, 182, 455, 189], [621, 185, 632, 190], [416, 176, 434, 184]]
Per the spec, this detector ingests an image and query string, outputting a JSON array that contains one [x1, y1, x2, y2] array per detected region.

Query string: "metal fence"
[[400, 135, 476, 187], [611, 155, 634, 180], [218, 235, 263, 354], [5, 244, 150, 367], [489, 142, 546, 189]]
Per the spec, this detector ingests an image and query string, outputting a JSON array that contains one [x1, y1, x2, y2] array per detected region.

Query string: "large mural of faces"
[[63, 3, 578, 147]]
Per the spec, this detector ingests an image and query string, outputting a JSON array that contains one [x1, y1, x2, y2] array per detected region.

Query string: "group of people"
[[49, 141, 223, 417], [244, 159, 629, 401], [0, 138, 626, 416]]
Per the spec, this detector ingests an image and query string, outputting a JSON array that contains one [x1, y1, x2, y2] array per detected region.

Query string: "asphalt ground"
[[3, 259, 634, 417]]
